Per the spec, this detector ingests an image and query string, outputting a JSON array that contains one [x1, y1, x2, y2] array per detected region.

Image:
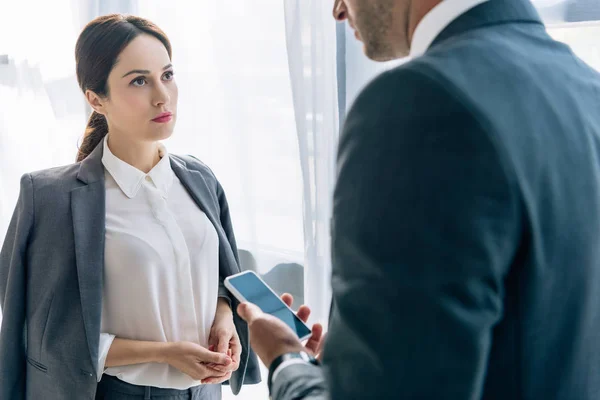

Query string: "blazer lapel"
[[170, 156, 240, 274], [170, 156, 221, 233], [71, 143, 106, 371]]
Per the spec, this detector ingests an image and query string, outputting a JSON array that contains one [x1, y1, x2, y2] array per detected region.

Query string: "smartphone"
[[224, 270, 312, 341]]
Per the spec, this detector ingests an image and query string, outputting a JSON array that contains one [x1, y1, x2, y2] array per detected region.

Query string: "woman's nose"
[[153, 83, 170, 106]]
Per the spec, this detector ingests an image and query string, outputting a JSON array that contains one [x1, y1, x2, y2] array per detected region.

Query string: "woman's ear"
[[85, 90, 107, 116]]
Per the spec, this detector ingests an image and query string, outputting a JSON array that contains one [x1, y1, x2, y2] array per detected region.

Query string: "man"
[[238, 0, 600, 398]]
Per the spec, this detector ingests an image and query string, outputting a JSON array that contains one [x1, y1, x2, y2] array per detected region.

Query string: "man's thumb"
[[237, 302, 262, 323]]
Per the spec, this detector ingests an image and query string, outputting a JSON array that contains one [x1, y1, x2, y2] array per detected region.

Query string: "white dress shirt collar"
[[101, 135, 173, 199], [410, 0, 489, 58]]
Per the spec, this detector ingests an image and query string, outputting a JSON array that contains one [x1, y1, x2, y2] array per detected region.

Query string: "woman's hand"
[[163, 341, 232, 382], [202, 298, 242, 384]]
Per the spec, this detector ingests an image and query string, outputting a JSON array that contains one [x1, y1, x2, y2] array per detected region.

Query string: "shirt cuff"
[[271, 359, 310, 386], [97, 333, 116, 382]]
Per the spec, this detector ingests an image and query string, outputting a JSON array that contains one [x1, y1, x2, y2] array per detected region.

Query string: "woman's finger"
[[217, 332, 231, 354], [206, 364, 228, 372]]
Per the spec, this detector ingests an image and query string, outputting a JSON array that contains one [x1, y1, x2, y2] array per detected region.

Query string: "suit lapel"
[[71, 143, 106, 370], [170, 156, 239, 274], [170, 156, 221, 236]]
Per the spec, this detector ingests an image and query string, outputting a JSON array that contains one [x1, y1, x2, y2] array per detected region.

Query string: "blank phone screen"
[[229, 273, 311, 339]]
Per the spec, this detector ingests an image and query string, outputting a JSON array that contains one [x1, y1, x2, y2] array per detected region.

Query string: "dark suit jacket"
[[272, 0, 600, 398], [0, 141, 261, 399]]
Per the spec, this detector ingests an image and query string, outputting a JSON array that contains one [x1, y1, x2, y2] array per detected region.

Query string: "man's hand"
[[203, 298, 242, 384], [237, 293, 324, 368], [279, 294, 327, 361]]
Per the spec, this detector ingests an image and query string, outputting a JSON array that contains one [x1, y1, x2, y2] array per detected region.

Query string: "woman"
[[0, 14, 260, 400]]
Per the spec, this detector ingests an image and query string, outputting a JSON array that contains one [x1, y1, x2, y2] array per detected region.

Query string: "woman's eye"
[[163, 71, 175, 81], [132, 77, 146, 87]]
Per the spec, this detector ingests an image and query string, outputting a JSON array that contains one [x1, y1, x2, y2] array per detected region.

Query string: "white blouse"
[[97, 136, 220, 389]]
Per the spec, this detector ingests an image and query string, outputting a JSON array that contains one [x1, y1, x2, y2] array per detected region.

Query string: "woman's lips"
[[152, 113, 172, 123]]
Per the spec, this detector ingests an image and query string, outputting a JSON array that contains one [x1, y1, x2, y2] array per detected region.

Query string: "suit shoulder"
[[351, 61, 465, 118], [347, 61, 478, 139], [27, 163, 81, 191], [171, 153, 211, 173], [171, 154, 217, 181]]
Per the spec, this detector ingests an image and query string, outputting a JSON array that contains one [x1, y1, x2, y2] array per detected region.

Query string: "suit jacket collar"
[[410, 0, 489, 58], [430, 0, 543, 52], [76, 137, 105, 185]]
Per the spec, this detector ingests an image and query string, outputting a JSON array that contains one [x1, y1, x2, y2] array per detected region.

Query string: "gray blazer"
[[272, 0, 600, 399], [0, 141, 260, 399]]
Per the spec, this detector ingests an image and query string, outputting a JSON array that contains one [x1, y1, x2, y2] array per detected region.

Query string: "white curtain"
[[283, 0, 339, 326], [0, 1, 137, 243], [0, 0, 91, 248]]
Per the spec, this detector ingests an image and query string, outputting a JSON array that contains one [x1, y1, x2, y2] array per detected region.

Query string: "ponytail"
[[77, 111, 108, 162]]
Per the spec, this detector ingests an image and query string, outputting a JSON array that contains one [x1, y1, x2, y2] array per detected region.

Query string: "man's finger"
[[237, 302, 263, 324], [316, 332, 327, 354], [281, 293, 294, 307], [297, 305, 311, 323], [305, 323, 323, 354]]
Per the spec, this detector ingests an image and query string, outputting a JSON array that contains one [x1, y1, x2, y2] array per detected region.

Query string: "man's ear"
[[85, 90, 107, 116]]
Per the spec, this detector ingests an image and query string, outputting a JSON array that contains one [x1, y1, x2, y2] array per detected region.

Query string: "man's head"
[[333, 0, 439, 61]]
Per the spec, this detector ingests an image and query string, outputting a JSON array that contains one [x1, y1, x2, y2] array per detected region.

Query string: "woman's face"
[[90, 34, 178, 144]]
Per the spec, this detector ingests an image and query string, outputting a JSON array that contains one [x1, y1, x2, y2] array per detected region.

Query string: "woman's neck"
[[106, 134, 161, 174]]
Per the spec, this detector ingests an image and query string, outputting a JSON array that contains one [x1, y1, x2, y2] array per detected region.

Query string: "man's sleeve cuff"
[[271, 359, 311, 387]]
